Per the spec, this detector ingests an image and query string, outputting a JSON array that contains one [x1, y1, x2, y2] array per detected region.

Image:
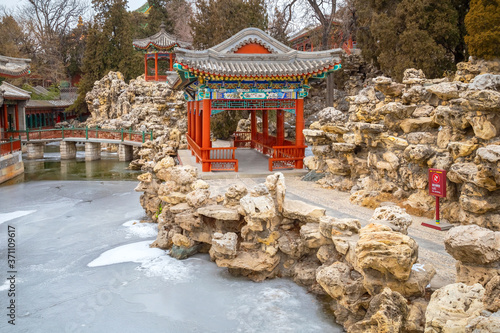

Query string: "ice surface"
[[0, 180, 341, 332], [0, 210, 36, 224]]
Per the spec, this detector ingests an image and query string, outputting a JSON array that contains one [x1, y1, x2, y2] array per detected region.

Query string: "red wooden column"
[[295, 98, 304, 168], [195, 101, 202, 147], [191, 102, 196, 156], [187, 102, 191, 138], [276, 109, 284, 146], [262, 110, 269, 145], [14, 104, 19, 131], [154, 53, 158, 81], [250, 110, 256, 148], [169, 53, 173, 71], [144, 54, 148, 81], [3, 104, 8, 134], [201, 99, 211, 172]]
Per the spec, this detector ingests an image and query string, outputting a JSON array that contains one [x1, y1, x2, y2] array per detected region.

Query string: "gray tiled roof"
[[0, 82, 31, 100], [175, 28, 342, 78], [0, 55, 31, 78], [133, 23, 191, 50], [27, 99, 75, 108]]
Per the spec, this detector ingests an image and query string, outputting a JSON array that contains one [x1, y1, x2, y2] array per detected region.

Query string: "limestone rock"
[[356, 224, 418, 282], [153, 156, 175, 172], [223, 184, 248, 206], [477, 145, 500, 163], [197, 205, 240, 221], [444, 225, 500, 265], [403, 68, 426, 84], [460, 89, 500, 112], [400, 117, 435, 134], [456, 261, 500, 286], [186, 189, 210, 208], [282, 199, 326, 223], [370, 205, 413, 235], [319, 216, 361, 239], [424, 283, 485, 332], [426, 82, 466, 100], [469, 73, 500, 91], [300, 222, 332, 248], [483, 275, 500, 312], [316, 262, 369, 314], [209, 232, 238, 260], [347, 288, 409, 333]]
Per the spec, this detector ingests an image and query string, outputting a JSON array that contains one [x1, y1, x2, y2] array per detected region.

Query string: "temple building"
[[0, 55, 31, 139], [173, 28, 342, 172], [133, 23, 191, 82]]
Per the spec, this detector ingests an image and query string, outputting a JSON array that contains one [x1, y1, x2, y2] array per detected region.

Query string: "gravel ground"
[[206, 175, 457, 288]]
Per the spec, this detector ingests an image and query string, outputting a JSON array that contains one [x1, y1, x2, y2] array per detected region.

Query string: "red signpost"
[[422, 168, 453, 231]]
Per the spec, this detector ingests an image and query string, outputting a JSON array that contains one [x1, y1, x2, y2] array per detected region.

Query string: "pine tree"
[[465, 0, 500, 59], [190, 0, 268, 49], [70, 0, 142, 113], [355, 0, 466, 80]]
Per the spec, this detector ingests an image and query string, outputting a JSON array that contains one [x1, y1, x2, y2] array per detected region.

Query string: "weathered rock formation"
[[304, 61, 500, 230], [135, 155, 435, 331], [84, 71, 187, 168]]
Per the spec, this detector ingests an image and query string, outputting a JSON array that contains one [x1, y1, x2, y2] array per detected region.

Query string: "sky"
[[0, 0, 147, 14]]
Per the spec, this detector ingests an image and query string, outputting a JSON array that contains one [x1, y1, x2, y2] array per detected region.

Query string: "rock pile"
[[83, 72, 187, 166], [423, 224, 500, 332], [136, 159, 436, 332], [304, 62, 500, 230]]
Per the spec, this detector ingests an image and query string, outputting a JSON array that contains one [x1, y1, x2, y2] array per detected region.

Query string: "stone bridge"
[[25, 138, 141, 161], [5, 127, 151, 161]]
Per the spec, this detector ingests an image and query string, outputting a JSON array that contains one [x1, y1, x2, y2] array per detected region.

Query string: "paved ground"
[[179, 143, 457, 288]]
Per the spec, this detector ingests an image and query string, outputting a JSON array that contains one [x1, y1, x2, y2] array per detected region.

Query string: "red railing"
[[5, 127, 152, 144], [269, 146, 306, 171], [187, 134, 238, 172], [145, 75, 168, 82], [0, 138, 21, 156], [233, 131, 251, 148]]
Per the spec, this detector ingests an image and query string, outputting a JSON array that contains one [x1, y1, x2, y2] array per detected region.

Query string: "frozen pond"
[[0, 181, 341, 332]]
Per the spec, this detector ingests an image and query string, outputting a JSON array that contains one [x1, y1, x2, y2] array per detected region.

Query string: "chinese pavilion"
[[174, 28, 342, 172], [133, 23, 191, 81], [0, 55, 31, 139]]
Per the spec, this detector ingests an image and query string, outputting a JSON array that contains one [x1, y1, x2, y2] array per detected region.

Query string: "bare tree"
[[19, 0, 89, 83]]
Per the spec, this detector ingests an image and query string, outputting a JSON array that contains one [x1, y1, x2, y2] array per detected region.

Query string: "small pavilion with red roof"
[[133, 23, 191, 81]]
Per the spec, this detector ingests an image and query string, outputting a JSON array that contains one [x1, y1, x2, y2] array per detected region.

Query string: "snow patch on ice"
[[88, 241, 165, 267], [138, 255, 194, 283], [88, 241, 192, 283], [0, 210, 36, 225], [122, 220, 158, 239]]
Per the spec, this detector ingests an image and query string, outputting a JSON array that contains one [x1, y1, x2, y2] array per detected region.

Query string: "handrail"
[[0, 137, 22, 156], [5, 126, 154, 144]]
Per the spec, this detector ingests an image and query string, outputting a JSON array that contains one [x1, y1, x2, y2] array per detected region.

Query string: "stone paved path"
[[206, 175, 457, 288]]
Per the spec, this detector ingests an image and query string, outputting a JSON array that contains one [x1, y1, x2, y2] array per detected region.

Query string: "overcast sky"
[[0, 0, 147, 15]]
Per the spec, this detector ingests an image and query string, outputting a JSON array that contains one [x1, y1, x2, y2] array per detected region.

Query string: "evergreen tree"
[[190, 0, 268, 49], [355, 0, 465, 80], [465, 0, 500, 59], [70, 0, 142, 113]]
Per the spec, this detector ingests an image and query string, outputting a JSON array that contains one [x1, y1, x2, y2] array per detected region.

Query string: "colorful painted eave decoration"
[[0, 68, 31, 79], [174, 61, 342, 81]]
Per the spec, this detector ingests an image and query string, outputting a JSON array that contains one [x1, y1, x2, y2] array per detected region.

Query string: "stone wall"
[[304, 60, 500, 231]]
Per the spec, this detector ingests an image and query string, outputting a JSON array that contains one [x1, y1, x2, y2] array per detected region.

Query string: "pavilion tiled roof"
[[0, 82, 31, 100], [0, 55, 31, 78], [175, 28, 343, 79], [133, 23, 191, 51]]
